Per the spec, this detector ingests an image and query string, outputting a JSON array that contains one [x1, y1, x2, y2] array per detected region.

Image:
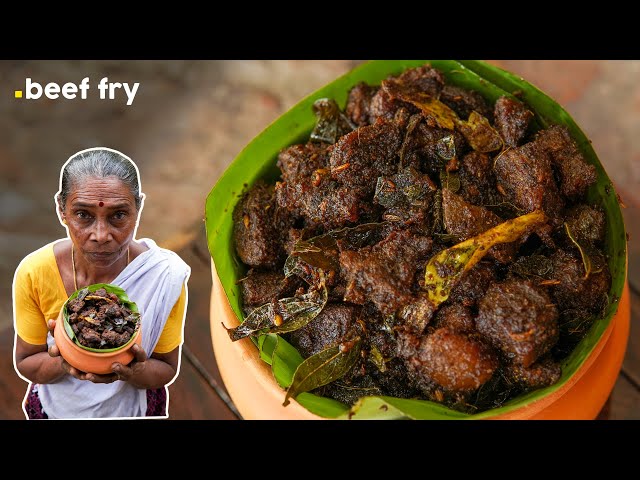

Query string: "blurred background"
[[0, 60, 638, 419]]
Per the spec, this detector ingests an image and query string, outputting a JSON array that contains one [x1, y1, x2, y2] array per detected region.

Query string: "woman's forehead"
[[67, 176, 136, 205]]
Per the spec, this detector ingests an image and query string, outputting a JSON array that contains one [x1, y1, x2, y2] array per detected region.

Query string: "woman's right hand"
[[47, 318, 119, 384]]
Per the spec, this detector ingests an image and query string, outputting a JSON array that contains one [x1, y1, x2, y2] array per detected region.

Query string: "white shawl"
[[38, 238, 191, 419]]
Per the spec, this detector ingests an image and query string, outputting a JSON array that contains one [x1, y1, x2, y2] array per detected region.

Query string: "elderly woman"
[[13, 148, 191, 419]]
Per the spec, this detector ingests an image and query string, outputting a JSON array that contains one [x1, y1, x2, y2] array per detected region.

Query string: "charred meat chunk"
[[401, 122, 467, 178], [329, 119, 403, 196], [369, 66, 445, 122], [494, 138, 565, 224], [449, 262, 497, 308], [535, 125, 597, 200], [277, 142, 330, 184], [287, 304, 359, 358], [442, 188, 516, 264], [240, 269, 301, 312], [102, 329, 132, 347], [564, 203, 606, 247], [340, 229, 432, 315], [434, 303, 475, 333], [233, 180, 287, 268], [346, 82, 378, 127], [276, 178, 372, 230], [457, 151, 501, 207], [477, 279, 559, 367], [375, 166, 436, 233], [398, 327, 498, 393], [80, 327, 103, 348], [548, 249, 611, 313], [504, 356, 562, 390], [494, 96, 534, 147], [440, 84, 492, 120]]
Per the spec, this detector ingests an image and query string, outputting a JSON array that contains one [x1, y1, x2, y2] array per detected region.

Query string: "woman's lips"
[[87, 252, 116, 258]]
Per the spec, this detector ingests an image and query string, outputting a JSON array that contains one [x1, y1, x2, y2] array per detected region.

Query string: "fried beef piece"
[[275, 142, 375, 229], [477, 279, 559, 367], [493, 96, 534, 147], [240, 269, 301, 312], [329, 119, 403, 196], [80, 327, 102, 348], [346, 82, 377, 127], [535, 125, 597, 200], [94, 288, 108, 298], [102, 329, 131, 348], [494, 138, 564, 224], [442, 189, 516, 264], [287, 304, 359, 358], [233, 181, 287, 268], [548, 249, 611, 313], [434, 303, 475, 333], [397, 327, 498, 393], [374, 166, 436, 234], [457, 151, 501, 207], [68, 299, 84, 313], [105, 303, 123, 318], [277, 143, 329, 184], [449, 262, 497, 308], [564, 204, 606, 247], [340, 229, 432, 315], [276, 178, 372, 230], [440, 84, 492, 120], [402, 122, 467, 178], [369, 66, 445, 122], [504, 356, 562, 390]]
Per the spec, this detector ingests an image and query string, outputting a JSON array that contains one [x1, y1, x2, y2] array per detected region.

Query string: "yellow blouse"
[[13, 242, 185, 354]]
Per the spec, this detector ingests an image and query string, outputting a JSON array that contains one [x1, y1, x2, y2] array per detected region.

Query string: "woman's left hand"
[[110, 344, 148, 382]]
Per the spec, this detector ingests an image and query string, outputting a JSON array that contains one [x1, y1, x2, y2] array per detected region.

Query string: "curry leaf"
[[383, 80, 459, 130], [439, 170, 460, 193], [284, 223, 386, 277], [225, 283, 327, 341], [398, 114, 422, 167], [283, 337, 362, 406], [77, 287, 90, 302], [310, 98, 356, 144], [424, 210, 547, 305], [436, 134, 457, 160], [374, 167, 434, 208], [368, 345, 387, 373], [456, 111, 503, 153], [564, 222, 593, 279]]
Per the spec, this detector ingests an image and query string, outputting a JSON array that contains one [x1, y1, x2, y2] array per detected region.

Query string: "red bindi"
[[99, 201, 104, 207]]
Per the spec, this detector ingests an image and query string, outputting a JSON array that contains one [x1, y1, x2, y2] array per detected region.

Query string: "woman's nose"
[[91, 218, 112, 243]]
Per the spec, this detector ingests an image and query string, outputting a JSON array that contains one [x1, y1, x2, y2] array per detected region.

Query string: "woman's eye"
[[113, 211, 127, 220], [76, 211, 92, 220]]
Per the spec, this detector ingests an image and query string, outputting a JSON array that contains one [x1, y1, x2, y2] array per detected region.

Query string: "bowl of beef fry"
[[206, 60, 628, 419], [55, 283, 142, 375]]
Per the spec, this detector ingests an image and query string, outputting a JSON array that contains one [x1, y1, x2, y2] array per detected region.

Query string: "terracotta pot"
[[54, 310, 142, 375], [210, 259, 630, 420]]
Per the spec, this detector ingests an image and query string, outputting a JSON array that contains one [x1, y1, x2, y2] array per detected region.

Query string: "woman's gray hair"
[[57, 149, 142, 210]]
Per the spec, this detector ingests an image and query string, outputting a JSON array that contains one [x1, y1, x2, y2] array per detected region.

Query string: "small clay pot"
[[210, 259, 631, 420], [54, 310, 142, 375]]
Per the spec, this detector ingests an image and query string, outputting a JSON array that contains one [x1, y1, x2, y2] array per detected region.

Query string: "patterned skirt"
[[25, 384, 167, 419]]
